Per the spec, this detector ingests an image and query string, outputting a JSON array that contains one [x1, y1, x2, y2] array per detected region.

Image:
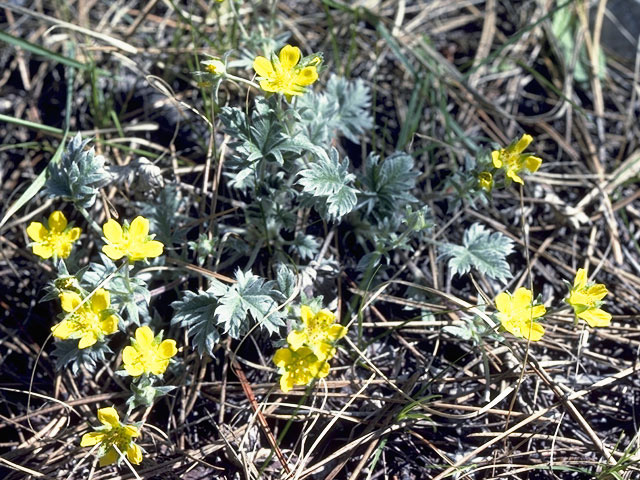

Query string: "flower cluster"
[[476, 134, 542, 192], [122, 326, 178, 377], [52, 288, 119, 349], [495, 287, 546, 341], [80, 407, 142, 467], [274, 305, 346, 392], [253, 44, 320, 100], [27, 211, 81, 260], [566, 268, 611, 327]]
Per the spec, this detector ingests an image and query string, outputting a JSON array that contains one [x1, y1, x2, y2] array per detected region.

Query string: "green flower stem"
[[225, 74, 259, 91], [76, 206, 103, 237]]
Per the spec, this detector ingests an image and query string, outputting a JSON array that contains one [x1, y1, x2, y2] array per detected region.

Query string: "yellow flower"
[[287, 305, 347, 361], [26, 211, 81, 259], [495, 287, 546, 341], [102, 216, 164, 263], [202, 58, 226, 75], [567, 268, 611, 327], [52, 289, 118, 349], [80, 407, 142, 467], [273, 346, 330, 392], [478, 171, 493, 192], [122, 326, 178, 376], [253, 44, 319, 99], [491, 134, 542, 185]]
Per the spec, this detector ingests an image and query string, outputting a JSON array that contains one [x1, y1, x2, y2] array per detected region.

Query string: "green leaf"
[[171, 290, 222, 357], [361, 152, 417, 217], [440, 223, 514, 282], [214, 270, 285, 337], [44, 133, 111, 209], [298, 147, 358, 220]]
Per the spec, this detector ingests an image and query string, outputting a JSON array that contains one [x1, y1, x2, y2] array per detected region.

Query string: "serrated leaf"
[[276, 264, 296, 300], [214, 270, 285, 338], [298, 147, 357, 220], [44, 132, 111, 208], [440, 223, 514, 282], [290, 233, 319, 260], [361, 151, 417, 216], [171, 291, 222, 356], [52, 339, 112, 374]]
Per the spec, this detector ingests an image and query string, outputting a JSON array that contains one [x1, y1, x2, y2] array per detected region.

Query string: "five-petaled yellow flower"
[[52, 289, 118, 349], [495, 287, 546, 341], [102, 216, 164, 263], [478, 171, 493, 192], [80, 407, 142, 467], [491, 134, 542, 185], [253, 44, 319, 100], [567, 268, 611, 327], [287, 305, 347, 361], [273, 346, 330, 392], [26, 211, 81, 260], [122, 326, 178, 377]]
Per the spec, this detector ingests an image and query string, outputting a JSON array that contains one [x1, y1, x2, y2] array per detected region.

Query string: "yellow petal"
[[295, 66, 318, 86], [91, 289, 110, 312], [574, 268, 588, 289], [122, 345, 139, 365], [507, 169, 524, 184], [259, 79, 278, 93], [129, 216, 150, 240], [78, 331, 98, 349], [530, 304, 546, 320], [524, 155, 542, 173], [80, 431, 105, 447], [327, 324, 347, 341], [579, 308, 611, 328], [102, 244, 125, 260], [280, 373, 293, 392], [51, 320, 79, 339], [586, 284, 608, 302], [48, 211, 68, 233], [287, 330, 306, 351], [317, 361, 330, 378], [513, 134, 533, 154], [523, 321, 545, 341], [491, 150, 502, 168], [97, 407, 120, 428], [158, 339, 177, 358], [279, 44, 301, 70], [300, 305, 313, 325], [26, 222, 48, 242], [513, 288, 532, 309], [313, 342, 335, 361], [100, 315, 119, 335], [253, 56, 274, 78], [151, 359, 169, 375], [273, 348, 292, 367], [32, 243, 54, 259], [99, 447, 119, 467], [139, 240, 164, 258], [67, 227, 82, 242], [124, 362, 145, 377], [60, 291, 82, 312], [495, 292, 511, 314], [124, 425, 139, 438], [135, 325, 155, 348], [103, 219, 123, 243], [126, 443, 143, 465]]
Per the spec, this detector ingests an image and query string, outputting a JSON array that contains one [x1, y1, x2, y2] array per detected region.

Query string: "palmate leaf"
[[220, 97, 318, 166], [171, 270, 286, 356], [298, 147, 357, 220], [214, 270, 285, 337], [440, 223, 514, 282], [171, 290, 221, 357], [361, 152, 417, 216], [44, 132, 111, 208]]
